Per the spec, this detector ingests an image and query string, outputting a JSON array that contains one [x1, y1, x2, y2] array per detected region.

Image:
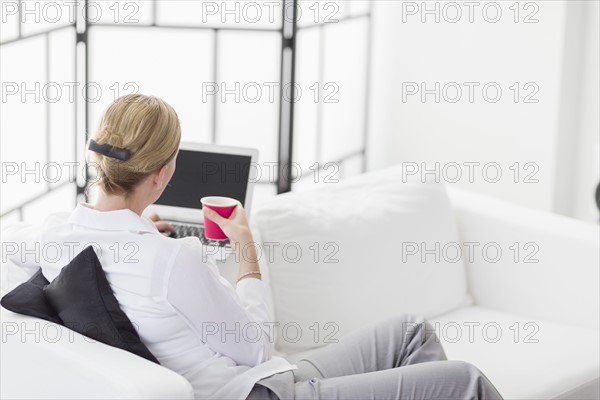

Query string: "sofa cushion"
[[284, 305, 600, 399], [254, 165, 470, 353], [429, 306, 600, 400], [43, 246, 160, 364], [1, 246, 159, 364], [0, 269, 61, 325]]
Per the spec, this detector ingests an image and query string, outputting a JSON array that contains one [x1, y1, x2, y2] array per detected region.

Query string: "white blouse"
[[2, 203, 296, 399]]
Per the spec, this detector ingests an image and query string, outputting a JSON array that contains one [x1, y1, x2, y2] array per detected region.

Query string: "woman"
[[4, 94, 503, 399]]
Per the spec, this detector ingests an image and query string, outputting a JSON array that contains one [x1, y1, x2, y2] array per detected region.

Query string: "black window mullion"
[[277, 0, 298, 194]]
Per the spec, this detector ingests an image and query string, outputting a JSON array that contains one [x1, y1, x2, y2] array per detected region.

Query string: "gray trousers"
[[246, 314, 503, 400]]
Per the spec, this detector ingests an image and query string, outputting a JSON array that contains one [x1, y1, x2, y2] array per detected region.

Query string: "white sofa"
[[1, 165, 598, 399]]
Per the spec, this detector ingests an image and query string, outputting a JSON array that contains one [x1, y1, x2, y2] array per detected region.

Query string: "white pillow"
[[254, 166, 471, 354]]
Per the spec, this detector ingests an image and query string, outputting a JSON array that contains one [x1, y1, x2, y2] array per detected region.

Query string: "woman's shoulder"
[[165, 237, 218, 276], [43, 212, 71, 227], [172, 236, 209, 261]]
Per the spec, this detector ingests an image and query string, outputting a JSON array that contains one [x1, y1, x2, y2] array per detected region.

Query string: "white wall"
[[564, 0, 600, 222], [367, 0, 599, 223]]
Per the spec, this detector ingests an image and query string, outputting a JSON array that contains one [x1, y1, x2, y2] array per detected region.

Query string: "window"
[[0, 0, 372, 223]]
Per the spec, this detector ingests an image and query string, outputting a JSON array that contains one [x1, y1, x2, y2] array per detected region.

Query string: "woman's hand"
[[204, 203, 261, 283], [148, 212, 176, 236], [202, 203, 253, 246]]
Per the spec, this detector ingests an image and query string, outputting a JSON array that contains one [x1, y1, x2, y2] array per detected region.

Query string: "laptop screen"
[[155, 149, 252, 209]]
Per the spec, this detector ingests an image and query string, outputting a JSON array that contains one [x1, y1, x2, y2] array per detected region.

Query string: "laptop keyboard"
[[170, 223, 230, 248]]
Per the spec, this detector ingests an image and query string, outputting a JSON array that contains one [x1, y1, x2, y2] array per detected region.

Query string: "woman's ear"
[[155, 164, 169, 188]]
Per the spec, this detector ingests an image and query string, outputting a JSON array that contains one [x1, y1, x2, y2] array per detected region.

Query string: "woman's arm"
[[166, 238, 273, 367]]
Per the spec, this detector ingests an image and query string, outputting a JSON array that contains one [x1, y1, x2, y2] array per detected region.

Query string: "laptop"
[[148, 142, 258, 250]]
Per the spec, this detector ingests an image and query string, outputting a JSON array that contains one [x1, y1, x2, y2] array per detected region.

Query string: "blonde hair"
[[90, 94, 181, 195]]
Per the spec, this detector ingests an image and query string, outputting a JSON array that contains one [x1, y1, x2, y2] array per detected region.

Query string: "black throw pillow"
[[1, 269, 61, 325], [1, 246, 159, 364]]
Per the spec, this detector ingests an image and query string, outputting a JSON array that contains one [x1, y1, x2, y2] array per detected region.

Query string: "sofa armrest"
[[447, 186, 599, 330], [1, 308, 194, 399]]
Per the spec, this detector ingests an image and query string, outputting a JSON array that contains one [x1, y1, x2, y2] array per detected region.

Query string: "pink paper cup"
[[201, 196, 238, 240]]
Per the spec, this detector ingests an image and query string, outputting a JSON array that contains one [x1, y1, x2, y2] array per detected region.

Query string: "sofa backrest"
[[254, 165, 471, 354]]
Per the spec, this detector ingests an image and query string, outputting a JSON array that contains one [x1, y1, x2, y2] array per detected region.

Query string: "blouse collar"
[[68, 203, 158, 234]]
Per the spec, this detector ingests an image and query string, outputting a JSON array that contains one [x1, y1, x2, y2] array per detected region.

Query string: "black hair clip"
[[88, 139, 131, 161]]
